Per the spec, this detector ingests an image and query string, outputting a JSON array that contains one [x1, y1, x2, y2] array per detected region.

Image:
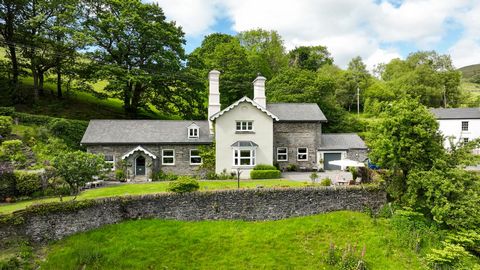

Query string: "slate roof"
[[81, 120, 213, 145], [266, 103, 327, 122], [318, 133, 367, 150], [430, 108, 480, 119]]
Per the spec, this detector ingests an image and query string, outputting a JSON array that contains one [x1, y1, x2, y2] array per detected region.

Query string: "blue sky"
[[154, 0, 480, 70]]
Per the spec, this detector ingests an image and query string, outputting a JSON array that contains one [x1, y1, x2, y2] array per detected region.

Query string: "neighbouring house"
[[81, 70, 368, 181], [430, 107, 480, 154]]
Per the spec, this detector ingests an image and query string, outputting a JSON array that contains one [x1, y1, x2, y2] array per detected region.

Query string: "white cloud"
[[448, 1, 480, 68], [153, 0, 479, 68], [151, 0, 221, 36]]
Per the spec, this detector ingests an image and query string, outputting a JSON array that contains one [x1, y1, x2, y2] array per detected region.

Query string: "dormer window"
[[236, 121, 253, 131], [188, 123, 199, 139]]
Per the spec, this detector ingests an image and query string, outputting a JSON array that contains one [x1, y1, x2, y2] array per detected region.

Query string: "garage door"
[[323, 153, 342, 170]]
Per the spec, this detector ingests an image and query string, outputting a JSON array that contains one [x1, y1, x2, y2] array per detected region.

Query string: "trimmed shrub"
[[253, 164, 277, 170], [250, 170, 281, 179], [0, 115, 12, 137], [0, 162, 16, 201], [167, 176, 200, 193], [320, 178, 332, 186], [14, 170, 43, 197]]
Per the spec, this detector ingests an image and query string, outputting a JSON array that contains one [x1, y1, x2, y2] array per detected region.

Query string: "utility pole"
[[443, 85, 447, 108], [357, 87, 360, 115]]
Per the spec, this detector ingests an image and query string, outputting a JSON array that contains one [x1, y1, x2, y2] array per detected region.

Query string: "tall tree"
[[188, 33, 255, 107], [288, 45, 333, 71], [0, 0, 27, 94], [237, 29, 288, 79], [367, 98, 445, 198], [83, 0, 186, 116], [335, 56, 372, 111]]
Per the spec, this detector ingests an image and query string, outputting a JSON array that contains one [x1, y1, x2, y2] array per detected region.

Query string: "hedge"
[[250, 170, 281, 179], [0, 107, 15, 116], [0, 116, 12, 137], [252, 164, 277, 170]]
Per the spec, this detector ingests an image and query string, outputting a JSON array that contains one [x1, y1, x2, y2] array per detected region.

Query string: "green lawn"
[[40, 211, 427, 269], [0, 180, 307, 214]]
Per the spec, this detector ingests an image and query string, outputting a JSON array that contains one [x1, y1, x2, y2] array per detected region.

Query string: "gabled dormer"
[[187, 122, 199, 139]]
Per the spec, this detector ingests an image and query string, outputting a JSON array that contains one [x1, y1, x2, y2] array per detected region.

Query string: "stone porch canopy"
[[121, 146, 157, 160]]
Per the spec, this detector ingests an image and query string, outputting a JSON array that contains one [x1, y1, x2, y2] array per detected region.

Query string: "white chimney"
[[208, 70, 221, 134], [253, 75, 267, 108]]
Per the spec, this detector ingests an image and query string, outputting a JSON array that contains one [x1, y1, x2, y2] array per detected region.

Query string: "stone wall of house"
[[0, 187, 386, 244], [273, 122, 322, 170], [87, 144, 210, 179]]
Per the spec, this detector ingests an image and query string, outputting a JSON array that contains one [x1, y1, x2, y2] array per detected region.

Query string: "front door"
[[136, 156, 146, 175]]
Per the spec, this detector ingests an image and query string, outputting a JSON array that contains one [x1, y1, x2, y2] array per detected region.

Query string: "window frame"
[[162, 149, 175, 165], [297, 147, 308, 161], [463, 138, 469, 143], [188, 127, 199, 138], [189, 149, 202, 165], [235, 121, 254, 131], [104, 154, 115, 171], [277, 147, 288, 161], [461, 121, 469, 131], [233, 148, 256, 167]]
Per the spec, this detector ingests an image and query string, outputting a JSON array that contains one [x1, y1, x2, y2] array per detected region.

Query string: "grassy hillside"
[[458, 64, 480, 79], [40, 211, 428, 269], [11, 77, 176, 120]]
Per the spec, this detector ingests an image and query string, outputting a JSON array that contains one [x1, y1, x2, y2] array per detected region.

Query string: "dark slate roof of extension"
[[318, 133, 367, 150], [430, 108, 480, 119], [266, 103, 327, 122], [81, 120, 213, 145]]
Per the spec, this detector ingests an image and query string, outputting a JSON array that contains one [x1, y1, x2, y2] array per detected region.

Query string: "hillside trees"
[[187, 33, 256, 108], [82, 0, 194, 117], [237, 29, 288, 79], [288, 45, 333, 71], [0, 0, 27, 92], [381, 51, 462, 108]]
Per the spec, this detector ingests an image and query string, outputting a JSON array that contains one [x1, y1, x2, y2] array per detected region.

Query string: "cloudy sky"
[[152, 0, 480, 70]]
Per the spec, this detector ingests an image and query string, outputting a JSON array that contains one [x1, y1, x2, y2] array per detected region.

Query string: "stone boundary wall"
[[0, 187, 386, 244]]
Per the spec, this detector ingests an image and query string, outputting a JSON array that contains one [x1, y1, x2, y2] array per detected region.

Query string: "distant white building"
[[430, 108, 480, 154]]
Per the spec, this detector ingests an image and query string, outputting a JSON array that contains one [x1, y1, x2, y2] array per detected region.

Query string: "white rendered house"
[[430, 108, 480, 153]]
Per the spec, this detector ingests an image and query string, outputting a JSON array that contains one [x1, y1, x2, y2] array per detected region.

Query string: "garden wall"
[[0, 186, 386, 244]]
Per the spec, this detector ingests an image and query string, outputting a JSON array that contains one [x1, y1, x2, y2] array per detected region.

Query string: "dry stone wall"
[[0, 187, 386, 244]]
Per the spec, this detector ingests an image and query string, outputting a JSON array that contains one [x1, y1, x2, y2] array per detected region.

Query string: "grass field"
[[0, 180, 308, 214], [40, 211, 427, 269]]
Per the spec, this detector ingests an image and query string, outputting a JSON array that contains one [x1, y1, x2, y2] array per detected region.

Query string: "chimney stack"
[[208, 70, 221, 134], [253, 75, 266, 108]]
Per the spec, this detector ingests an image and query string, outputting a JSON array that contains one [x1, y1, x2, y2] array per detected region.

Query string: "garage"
[[323, 153, 342, 170]]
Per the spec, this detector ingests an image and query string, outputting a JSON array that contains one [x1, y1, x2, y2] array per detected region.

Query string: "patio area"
[[282, 171, 353, 184]]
